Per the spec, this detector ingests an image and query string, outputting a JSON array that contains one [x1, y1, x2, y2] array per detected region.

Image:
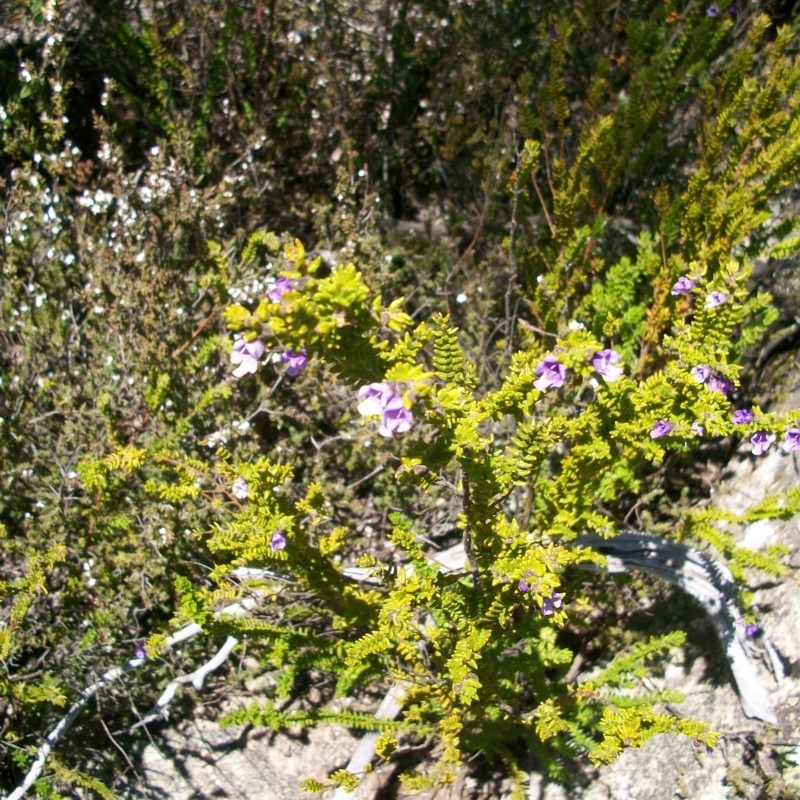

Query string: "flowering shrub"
[[191, 218, 800, 792], [3, 1, 800, 798]]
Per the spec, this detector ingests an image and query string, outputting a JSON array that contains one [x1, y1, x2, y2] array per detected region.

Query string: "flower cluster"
[[230, 278, 309, 380], [670, 275, 729, 309], [727, 408, 800, 456], [687, 374, 800, 455], [691, 365, 733, 396], [357, 383, 414, 438], [231, 338, 308, 379], [533, 347, 623, 392]]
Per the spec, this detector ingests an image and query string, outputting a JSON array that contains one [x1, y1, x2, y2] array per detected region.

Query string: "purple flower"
[[534, 355, 567, 391], [518, 579, 530, 593], [231, 338, 265, 378], [270, 531, 287, 552], [232, 477, 249, 499], [541, 591, 563, 617], [708, 375, 734, 396], [692, 421, 705, 437], [357, 382, 414, 438], [357, 382, 392, 417], [650, 420, 674, 439], [750, 431, 775, 456], [377, 393, 414, 438], [282, 347, 307, 377], [691, 365, 713, 383], [671, 276, 696, 295], [727, 3, 738, 14], [133, 643, 147, 661], [591, 349, 624, 382], [784, 427, 800, 451], [268, 276, 294, 303], [745, 623, 760, 638], [732, 409, 754, 425], [706, 4, 720, 16], [705, 291, 729, 309]]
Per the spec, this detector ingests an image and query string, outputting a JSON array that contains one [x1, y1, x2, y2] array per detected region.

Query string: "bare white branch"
[[2, 594, 262, 800], [128, 635, 240, 730]]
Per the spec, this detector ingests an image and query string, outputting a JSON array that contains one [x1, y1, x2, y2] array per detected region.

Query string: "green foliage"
[[171, 213, 796, 784], [220, 699, 409, 733], [0, 523, 66, 661]]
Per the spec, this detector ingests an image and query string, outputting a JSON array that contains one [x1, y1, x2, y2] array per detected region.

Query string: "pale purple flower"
[[706, 4, 720, 16], [591, 349, 624, 382], [534, 355, 567, 391], [708, 375, 734, 396], [357, 382, 414, 438], [231, 338, 265, 378], [671, 276, 696, 295], [282, 347, 307, 377], [745, 623, 760, 638], [705, 291, 729, 308], [268, 276, 294, 303], [650, 420, 674, 439], [377, 393, 414, 438], [541, 591, 563, 617], [232, 477, 249, 499], [133, 643, 147, 661], [750, 431, 775, 456], [784, 427, 800, 451], [691, 365, 713, 383], [270, 531, 287, 551], [731, 409, 754, 425], [518, 579, 530, 593], [357, 382, 394, 415], [691, 421, 706, 437]]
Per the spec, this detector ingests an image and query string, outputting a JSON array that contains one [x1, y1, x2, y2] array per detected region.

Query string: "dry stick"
[[575, 531, 780, 724], [2, 595, 260, 800]]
